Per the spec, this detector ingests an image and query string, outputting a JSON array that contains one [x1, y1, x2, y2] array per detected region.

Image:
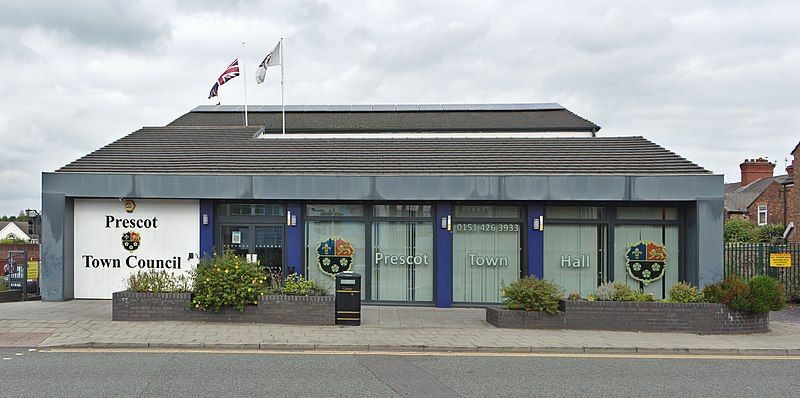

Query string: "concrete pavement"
[[1, 300, 800, 355]]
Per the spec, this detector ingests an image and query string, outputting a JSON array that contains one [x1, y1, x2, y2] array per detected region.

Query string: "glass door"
[[254, 225, 284, 274], [219, 224, 284, 274], [221, 225, 250, 257]]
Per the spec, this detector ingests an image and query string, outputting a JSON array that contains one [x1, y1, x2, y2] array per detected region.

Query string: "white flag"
[[255, 40, 282, 84]]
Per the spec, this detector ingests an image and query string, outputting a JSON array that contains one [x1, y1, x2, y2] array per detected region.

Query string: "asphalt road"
[[1, 349, 799, 397]]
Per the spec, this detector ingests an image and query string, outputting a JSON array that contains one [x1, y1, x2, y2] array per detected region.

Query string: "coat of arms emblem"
[[317, 237, 354, 276], [122, 231, 141, 252], [625, 241, 667, 285]]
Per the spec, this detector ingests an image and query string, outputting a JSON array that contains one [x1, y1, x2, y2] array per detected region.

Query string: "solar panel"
[[488, 103, 517, 111], [372, 104, 395, 111], [191, 103, 565, 112], [418, 104, 444, 111], [441, 104, 468, 111]]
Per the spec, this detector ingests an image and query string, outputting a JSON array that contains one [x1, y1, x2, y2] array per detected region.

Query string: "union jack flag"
[[208, 59, 240, 99]]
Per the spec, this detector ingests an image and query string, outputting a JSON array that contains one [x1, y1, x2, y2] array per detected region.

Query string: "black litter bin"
[[335, 272, 361, 326]]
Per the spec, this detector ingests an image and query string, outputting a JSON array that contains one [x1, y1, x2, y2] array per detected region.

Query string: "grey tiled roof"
[[724, 175, 787, 213], [58, 126, 709, 175], [168, 103, 600, 133]]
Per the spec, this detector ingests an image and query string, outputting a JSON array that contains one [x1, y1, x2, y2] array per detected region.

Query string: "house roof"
[[57, 125, 709, 175], [0, 221, 29, 240], [168, 103, 601, 133], [724, 175, 788, 213]]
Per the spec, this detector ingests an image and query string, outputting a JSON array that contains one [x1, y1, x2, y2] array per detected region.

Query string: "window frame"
[[757, 205, 768, 225]]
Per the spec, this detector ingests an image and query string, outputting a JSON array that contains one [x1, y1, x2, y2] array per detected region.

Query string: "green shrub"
[[274, 273, 328, 296], [567, 292, 582, 301], [191, 251, 266, 312], [501, 277, 562, 314], [747, 276, 786, 313], [724, 218, 757, 243], [124, 270, 192, 293], [703, 275, 786, 314], [702, 282, 724, 303], [594, 282, 615, 301], [0, 281, 6, 292], [611, 283, 654, 302], [721, 276, 751, 312], [667, 281, 703, 303]]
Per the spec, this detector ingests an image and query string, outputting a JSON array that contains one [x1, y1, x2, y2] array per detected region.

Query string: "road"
[[1, 349, 798, 397]]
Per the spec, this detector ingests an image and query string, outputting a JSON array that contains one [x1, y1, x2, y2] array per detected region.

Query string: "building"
[[41, 103, 724, 305], [724, 145, 798, 243], [0, 221, 31, 242]]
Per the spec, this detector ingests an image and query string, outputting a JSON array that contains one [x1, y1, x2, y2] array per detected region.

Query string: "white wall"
[[73, 199, 199, 299]]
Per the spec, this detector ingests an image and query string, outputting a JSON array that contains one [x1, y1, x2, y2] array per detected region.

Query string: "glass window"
[[454, 205, 520, 219], [613, 225, 679, 299], [221, 225, 249, 257], [757, 205, 767, 225], [306, 204, 364, 217], [544, 225, 606, 297], [452, 221, 521, 303], [305, 221, 365, 298], [371, 222, 433, 301], [221, 204, 284, 216], [616, 207, 678, 220], [373, 204, 432, 218], [546, 206, 604, 219]]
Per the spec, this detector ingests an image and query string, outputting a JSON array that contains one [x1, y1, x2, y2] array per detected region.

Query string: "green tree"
[[724, 218, 757, 243], [754, 223, 785, 244]]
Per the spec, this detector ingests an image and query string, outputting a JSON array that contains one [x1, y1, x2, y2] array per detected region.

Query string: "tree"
[[724, 218, 756, 243]]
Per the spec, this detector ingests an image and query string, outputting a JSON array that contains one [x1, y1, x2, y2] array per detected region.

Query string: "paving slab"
[[2, 300, 800, 355]]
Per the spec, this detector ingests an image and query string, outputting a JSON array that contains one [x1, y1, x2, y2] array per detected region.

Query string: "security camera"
[[119, 197, 125, 202]]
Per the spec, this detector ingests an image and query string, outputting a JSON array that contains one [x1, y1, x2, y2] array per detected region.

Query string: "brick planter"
[[112, 291, 335, 325], [486, 300, 769, 334], [0, 290, 23, 303]]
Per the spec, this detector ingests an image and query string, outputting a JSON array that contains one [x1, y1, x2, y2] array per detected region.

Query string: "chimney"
[[740, 157, 775, 186]]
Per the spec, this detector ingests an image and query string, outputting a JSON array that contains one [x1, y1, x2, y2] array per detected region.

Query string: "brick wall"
[[788, 146, 800, 243], [747, 181, 787, 226], [112, 292, 335, 325], [486, 300, 769, 334], [0, 243, 40, 262]]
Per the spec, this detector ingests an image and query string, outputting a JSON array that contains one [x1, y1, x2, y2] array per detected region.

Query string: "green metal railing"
[[724, 243, 800, 299]]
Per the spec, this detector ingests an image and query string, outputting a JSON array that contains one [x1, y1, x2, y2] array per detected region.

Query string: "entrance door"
[[219, 224, 284, 274], [254, 225, 283, 274]]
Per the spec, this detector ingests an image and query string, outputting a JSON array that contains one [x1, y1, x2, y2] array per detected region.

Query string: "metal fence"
[[724, 243, 800, 299], [2, 250, 40, 299]]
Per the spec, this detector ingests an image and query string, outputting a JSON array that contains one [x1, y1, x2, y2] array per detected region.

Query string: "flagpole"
[[281, 37, 285, 135], [242, 42, 248, 126]]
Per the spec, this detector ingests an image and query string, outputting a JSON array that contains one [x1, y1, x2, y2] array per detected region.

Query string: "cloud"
[[1, 0, 799, 215], [0, 1, 171, 50]]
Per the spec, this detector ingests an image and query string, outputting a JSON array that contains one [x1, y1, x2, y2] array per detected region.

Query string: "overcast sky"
[[1, 0, 798, 215]]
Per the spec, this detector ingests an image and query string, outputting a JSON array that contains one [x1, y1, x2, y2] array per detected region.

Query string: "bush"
[[611, 283, 654, 302], [192, 251, 266, 312], [668, 281, 703, 303], [124, 270, 192, 293], [594, 282, 615, 301], [272, 273, 328, 296], [703, 275, 786, 314], [747, 276, 786, 313], [501, 277, 562, 314], [567, 292, 582, 301], [724, 218, 757, 243], [702, 282, 724, 303]]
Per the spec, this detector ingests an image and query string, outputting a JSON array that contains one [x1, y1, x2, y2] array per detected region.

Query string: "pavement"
[[1, 300, 800, 356]]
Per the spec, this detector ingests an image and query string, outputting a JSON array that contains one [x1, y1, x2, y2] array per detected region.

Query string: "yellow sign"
[[27, 261, 39, 279], [770, 253, 792, 268]]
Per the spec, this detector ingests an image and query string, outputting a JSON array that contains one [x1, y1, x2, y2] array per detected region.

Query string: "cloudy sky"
[[1, 0, 798, 215]]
